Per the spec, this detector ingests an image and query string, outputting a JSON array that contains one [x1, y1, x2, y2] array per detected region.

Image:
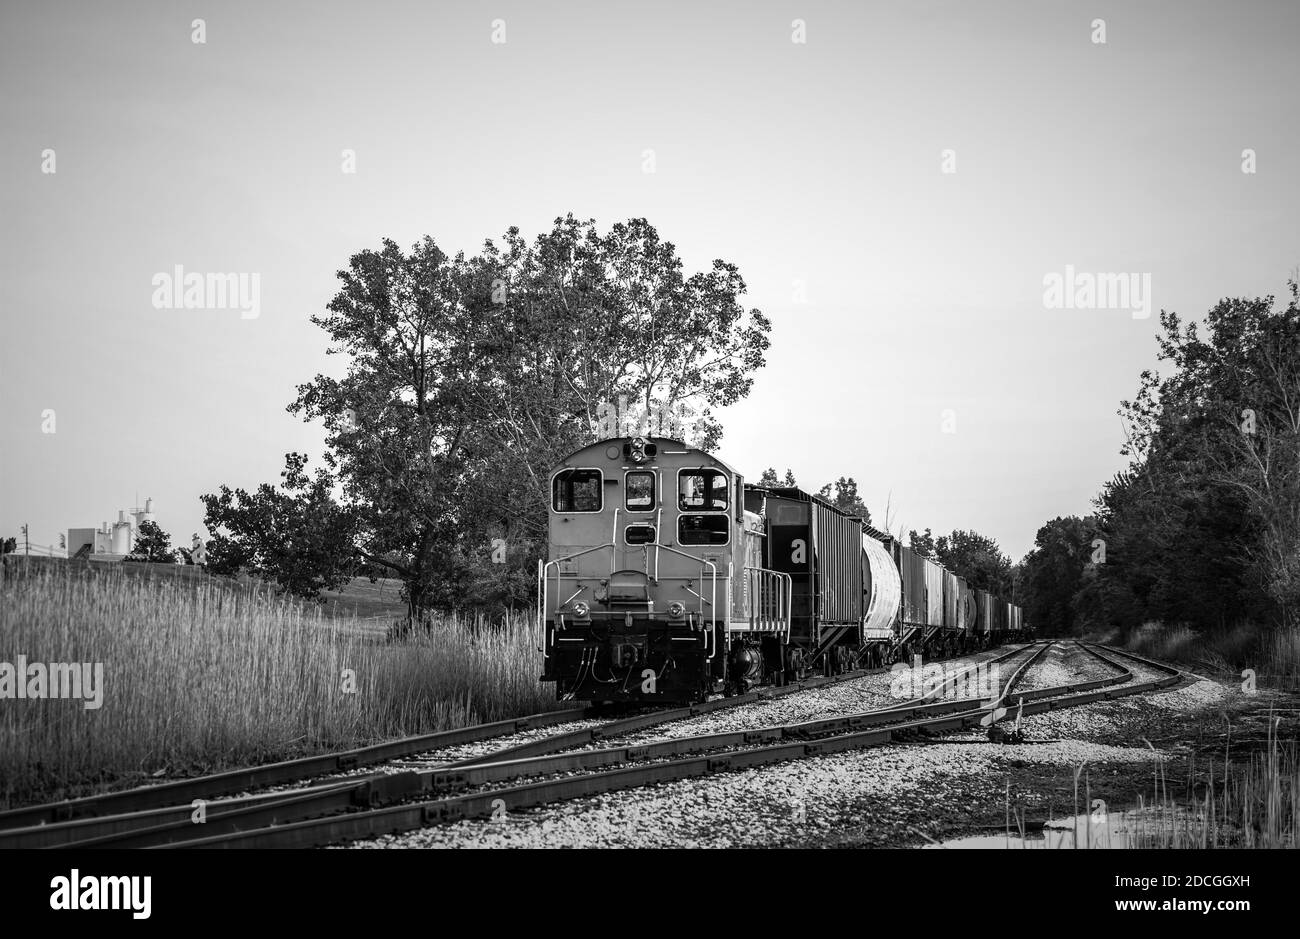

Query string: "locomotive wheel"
[[782, 647, 801, 684]]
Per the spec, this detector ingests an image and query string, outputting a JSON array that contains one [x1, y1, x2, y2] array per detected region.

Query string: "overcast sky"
[[2, 0, 1298, 563]]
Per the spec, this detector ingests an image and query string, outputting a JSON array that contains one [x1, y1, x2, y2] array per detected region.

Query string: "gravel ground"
[[1015, 655, 1075, 692], [328, 643, 1272, 850], [344, 736, 1163, 849], [343, 643, 1211, 849], [588, 645, 1029, 749], [1014, 643, 1122, 692]]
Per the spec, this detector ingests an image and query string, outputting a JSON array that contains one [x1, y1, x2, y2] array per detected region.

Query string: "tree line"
[[1018, 284, 1300, 640]]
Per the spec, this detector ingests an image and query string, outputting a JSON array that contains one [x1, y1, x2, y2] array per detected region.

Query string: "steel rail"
[[0, 781, 367, 850], [0, 704, 592, 831]]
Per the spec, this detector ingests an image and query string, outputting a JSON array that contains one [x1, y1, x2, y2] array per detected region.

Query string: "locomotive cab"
[[538, 436, 791, 703]]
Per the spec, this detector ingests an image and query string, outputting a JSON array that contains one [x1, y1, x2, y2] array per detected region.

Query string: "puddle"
[[924, 811, 1155, 849]]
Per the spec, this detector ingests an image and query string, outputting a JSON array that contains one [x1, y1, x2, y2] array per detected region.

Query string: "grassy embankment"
[[0, 559, 552, 807]]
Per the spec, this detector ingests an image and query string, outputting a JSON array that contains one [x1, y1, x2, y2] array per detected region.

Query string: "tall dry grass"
[[1125, 620, 1300, 688], [1129, 722, 1300, 848], [0, 563, 553, 806]]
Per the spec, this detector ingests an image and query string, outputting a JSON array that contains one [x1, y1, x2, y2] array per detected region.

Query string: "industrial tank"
[[111, 510, 132, 554]]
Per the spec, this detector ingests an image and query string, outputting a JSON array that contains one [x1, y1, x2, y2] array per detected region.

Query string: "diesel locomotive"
[[538, 434, 1028, 704]]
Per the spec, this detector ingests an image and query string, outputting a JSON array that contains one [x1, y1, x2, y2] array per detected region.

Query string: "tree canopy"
[[909, 528, 1013, 596], [202, 216, 771, 621], [818, 477, 871, 523]]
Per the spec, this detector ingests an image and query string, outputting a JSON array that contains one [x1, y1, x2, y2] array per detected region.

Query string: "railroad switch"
[[986, 724, 1026, 744]]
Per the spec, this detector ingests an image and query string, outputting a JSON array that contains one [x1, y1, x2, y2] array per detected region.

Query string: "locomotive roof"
[[553, 436, 740, 475]]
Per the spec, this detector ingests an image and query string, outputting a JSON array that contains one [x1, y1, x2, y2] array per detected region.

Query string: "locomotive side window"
[[625, 471, 656, 511], [552, 468, 602, 512], [678, 514, 730, 546], [678, 469, 729, 512]]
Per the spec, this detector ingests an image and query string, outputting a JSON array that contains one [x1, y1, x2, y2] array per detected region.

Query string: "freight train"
[[538, 434, 1029, 704]]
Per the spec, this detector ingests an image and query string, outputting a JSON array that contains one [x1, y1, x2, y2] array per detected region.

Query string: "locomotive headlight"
[[667, 601, 685, 618], [622, 436, 658, 464], [571, 601, 590, 618]]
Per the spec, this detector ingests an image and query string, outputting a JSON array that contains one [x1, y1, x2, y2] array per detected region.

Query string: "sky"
[[2, 0, 1298, 563]]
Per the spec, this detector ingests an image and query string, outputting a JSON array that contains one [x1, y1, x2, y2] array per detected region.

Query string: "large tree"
[[1017, 516, 1096, 635], [201, 453, 361, 601], [206, 216, 771, 621], [818, 477, 871, 523], [127, 520, 174, 563], [909, 527, 1012, 595], [935, 530, 1013, 595], [908, 528, 936, 559]]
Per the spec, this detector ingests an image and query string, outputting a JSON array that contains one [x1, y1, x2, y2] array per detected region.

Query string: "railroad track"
[[0, 643, 1040, 848], [7, 640, 1161, 849], [0, 643, 1030, 847], [0, 655, 916, 836]]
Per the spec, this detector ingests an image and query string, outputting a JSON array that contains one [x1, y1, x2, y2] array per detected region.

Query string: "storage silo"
[[133, 497, 155, 530], [111, 510, 133, 554]]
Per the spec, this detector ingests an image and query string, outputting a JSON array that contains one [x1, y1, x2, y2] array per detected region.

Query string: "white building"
[[68, 498, 156, 562]]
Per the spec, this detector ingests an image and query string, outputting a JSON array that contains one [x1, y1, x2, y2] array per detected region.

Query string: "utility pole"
[[21, 523, 29, 556]]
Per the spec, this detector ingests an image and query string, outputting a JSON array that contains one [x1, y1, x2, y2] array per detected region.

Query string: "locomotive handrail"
[[653, 507, 662, 580], [609, 508, 620, 576], [727, 561, 734, 631], [540, 541, 719, 662], [538, 542, 617, 660], [536, 558, 544, 658], [654, 544, 719, 661], [737, 566, 792, 641]]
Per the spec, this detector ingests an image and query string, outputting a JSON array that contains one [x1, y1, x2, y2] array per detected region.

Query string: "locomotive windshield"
[[625, 471, 656, 510], [678, 469, 728, 511], [552, 468, 602, 512]]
